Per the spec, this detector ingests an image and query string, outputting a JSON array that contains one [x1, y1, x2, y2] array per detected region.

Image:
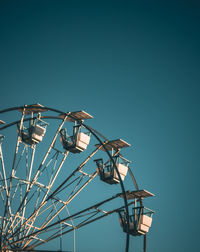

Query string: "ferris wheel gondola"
[[94, 139, 131, 184]]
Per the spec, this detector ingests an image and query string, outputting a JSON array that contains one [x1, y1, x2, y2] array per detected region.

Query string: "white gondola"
[[95, 155, 130, 184], [94, 139, 130, 184], [59, 110, 92, 153], [118, 190, 155, 236], [17, 104, 48, 145], [60, 126, 91, 153], [119, 207, 153, 236], [20, 118, 48, 145]]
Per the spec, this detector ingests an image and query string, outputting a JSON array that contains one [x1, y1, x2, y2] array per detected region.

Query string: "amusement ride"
[[0, 104, 154, 252]]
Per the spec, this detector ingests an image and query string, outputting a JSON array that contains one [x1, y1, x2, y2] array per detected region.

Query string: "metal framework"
[[0, 104, 154, 252]]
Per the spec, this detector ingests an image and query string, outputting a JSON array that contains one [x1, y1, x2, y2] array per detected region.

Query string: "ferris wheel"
[[0, 104, 154, 252]]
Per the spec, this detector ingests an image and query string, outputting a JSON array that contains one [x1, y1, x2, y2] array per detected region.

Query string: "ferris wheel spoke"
[[5, 118, 68, 240], [7, 141, 105, 247], [10, 172, 97, 246], [8, 150, 69, 241], [22, 196, 64, 249], [0, 145, 9, 201], [0, 145, 9, 250], [5, 110, 26, 220], [36, 171, 97, 231], [28, 198, 132, 250], [3, 118, 33, 237], [16, 116, 67, 209], [22, 150, 69, 231], [0, 176, 6, 206], [17, 188, 44, 242], [14, 199, 57, 244], [14, 143, 102, 237], [10, 192, 124, 249], [31, 149, 69, 209], [45, 143, 105, 201], [19, 210, 55, 248], [7, 144, 35, 218]]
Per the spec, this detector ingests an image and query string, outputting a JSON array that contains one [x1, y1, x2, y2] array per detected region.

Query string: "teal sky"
[[0, 0, 200, 251]]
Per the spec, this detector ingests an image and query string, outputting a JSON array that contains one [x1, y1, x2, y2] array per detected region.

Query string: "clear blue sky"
[[0, 0, 200, 251]]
